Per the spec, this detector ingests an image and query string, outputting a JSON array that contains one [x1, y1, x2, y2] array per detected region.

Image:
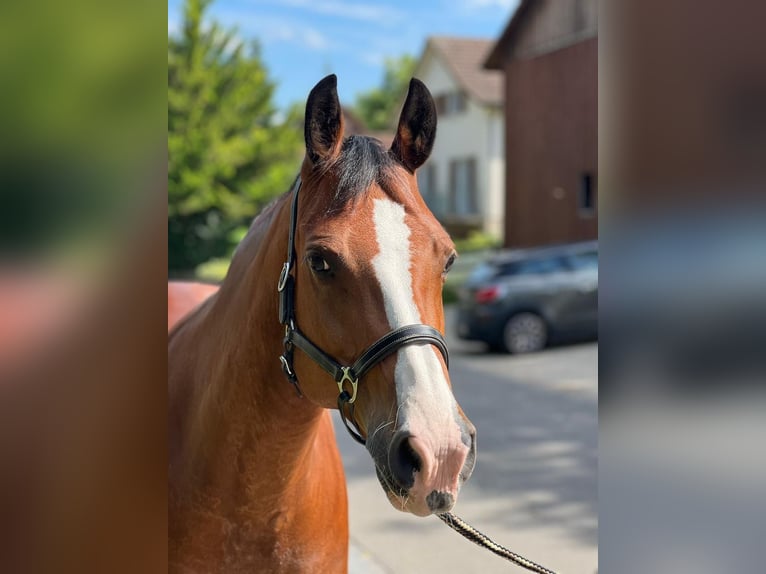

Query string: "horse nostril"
[[388, 431, 421, 491], [461, 425, 476, 449], [459, 423, 477, 483]]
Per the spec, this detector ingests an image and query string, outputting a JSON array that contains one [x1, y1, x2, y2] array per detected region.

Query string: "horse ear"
[[390, 78, 437, 173], [304, 74, 344, 165]]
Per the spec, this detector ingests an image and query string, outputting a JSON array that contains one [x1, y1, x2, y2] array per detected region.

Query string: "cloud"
[[303, 28, 331, 51], [461, 0, 518, 10], [215, 12, 334, 52], [358, 51, 386, 68], [265, 0, 404, 23]]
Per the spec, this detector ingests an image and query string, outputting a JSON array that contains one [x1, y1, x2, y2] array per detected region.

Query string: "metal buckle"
[[337, 366, 359, 404], [277, 262, 290, 292]]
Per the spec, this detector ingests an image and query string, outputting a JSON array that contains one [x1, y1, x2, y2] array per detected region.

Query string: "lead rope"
[[339, 394, 559, 573], [436, 512, 560, 574]]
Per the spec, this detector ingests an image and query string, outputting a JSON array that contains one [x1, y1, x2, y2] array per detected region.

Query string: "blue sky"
[[168, 0, 519, 111]]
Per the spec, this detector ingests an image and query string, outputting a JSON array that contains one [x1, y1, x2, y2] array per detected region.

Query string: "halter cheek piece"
[[277, 177, 450, 445]]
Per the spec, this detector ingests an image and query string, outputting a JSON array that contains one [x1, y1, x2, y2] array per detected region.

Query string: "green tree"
[[168, 0, 302, 272], [353, 54, 416, 130]]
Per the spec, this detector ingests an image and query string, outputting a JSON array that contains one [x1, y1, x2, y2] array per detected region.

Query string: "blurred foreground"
[[601, 1, 766, 570], [0, 1, 167, 573], [599, 203, 766, 574]]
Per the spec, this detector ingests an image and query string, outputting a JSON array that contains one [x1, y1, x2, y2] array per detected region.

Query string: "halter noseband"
[[277, 177, 450, 445]]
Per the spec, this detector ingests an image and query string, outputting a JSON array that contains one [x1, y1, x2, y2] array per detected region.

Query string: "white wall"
[[415, 49, 505, 238]]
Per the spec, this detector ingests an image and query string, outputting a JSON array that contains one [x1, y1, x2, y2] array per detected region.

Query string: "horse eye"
[[308, 254, 331, 274], [444, 253, 457, 274]]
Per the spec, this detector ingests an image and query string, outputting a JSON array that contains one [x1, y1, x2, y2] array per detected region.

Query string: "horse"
[[168, 74, 477, 573]]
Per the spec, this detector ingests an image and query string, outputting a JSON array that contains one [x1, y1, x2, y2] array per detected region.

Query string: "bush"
[[454, 231, 501, 254], [195, 257, 230, 282], [442, 283, 460, 305]]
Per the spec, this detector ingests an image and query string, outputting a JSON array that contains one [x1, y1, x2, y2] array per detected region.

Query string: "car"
[[456, 241, 598, 353]]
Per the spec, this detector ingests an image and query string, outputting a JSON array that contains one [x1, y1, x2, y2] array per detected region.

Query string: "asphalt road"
[[336, 307, 598, 574]]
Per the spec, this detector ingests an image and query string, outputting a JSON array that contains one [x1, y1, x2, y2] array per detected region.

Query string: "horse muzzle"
[[370, 419, 477, 516]]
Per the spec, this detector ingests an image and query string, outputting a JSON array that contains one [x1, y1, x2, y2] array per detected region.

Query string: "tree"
[[353, 54, 416, 131], [168, 0, 302, 271]]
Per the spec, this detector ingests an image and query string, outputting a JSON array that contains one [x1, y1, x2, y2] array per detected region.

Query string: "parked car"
[[456, 241, 598, 353]]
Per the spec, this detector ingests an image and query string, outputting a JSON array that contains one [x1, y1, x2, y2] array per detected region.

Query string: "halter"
[[277, 177, 450, 445]]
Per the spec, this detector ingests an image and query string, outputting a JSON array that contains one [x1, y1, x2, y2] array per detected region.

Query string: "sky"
[[168, 0, 520, 111]]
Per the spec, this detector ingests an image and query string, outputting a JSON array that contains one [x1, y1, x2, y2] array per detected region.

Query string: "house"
[[412, 37, 505, 239], [485, 0, 598, 248]]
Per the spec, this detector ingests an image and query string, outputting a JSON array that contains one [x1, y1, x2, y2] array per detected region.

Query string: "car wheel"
[[502, 312, 547, 354]]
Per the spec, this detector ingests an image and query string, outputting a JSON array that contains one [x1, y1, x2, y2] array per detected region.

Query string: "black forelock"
[[328, 135, 401, 209]]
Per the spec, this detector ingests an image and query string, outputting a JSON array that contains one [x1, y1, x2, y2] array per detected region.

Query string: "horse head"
[[286, 74, 476, 517]]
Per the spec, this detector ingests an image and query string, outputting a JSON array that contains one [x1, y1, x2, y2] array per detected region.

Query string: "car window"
[[496, 256, 566, 277], [566, 251, 598, 271], [468, 262, 496, 284]]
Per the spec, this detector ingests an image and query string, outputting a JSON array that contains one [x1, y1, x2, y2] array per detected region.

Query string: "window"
[[566, 251, 598, 271], [496, 256, 566, 278], [574, 0, 586, 32], [448, 158, 478, 215], [434, 95, 447, 116], [417, 163, 439, 215], [579, 172, 596, 217], [434, 91, 467, 117], [446, 92, 467, 114]]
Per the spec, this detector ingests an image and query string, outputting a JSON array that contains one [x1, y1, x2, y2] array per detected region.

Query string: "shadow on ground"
[[335, 353, 597, 548]]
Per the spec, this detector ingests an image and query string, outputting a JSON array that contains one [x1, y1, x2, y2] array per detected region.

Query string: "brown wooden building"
[[485, 0, 597, 248]]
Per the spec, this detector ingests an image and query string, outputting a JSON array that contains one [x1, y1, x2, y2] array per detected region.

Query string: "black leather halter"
[[277, 177, 450, 445]]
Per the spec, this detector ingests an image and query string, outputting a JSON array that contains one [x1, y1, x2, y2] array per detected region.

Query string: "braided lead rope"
[[437, 512, 560, 574]]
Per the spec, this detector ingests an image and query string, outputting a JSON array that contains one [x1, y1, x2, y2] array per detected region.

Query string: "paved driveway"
[[339, 307, 598, 573]]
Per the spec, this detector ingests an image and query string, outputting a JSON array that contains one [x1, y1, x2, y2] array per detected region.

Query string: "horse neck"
[[170, 191, 325, 504]]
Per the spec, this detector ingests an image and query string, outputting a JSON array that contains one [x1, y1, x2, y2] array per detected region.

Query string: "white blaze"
[[371, 198, 459, 439]]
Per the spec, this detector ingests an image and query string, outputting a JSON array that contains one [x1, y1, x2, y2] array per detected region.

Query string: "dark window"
[[448, 158, 478, 215], [579, 173, 596, 216], [417, 163, 438, 214], [434, 95, 447, 116], [468, 262, 495, 283], [574, 0, 586, 32], [496, 256, 566, 277], [435, 91, 467, 117], [447, 91, 467, 114]]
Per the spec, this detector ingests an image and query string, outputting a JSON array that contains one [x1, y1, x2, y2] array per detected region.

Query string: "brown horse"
[[168, 75, 477, 573]]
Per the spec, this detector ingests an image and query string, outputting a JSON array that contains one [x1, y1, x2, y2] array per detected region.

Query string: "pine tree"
[[168, 0, 302, 271]]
